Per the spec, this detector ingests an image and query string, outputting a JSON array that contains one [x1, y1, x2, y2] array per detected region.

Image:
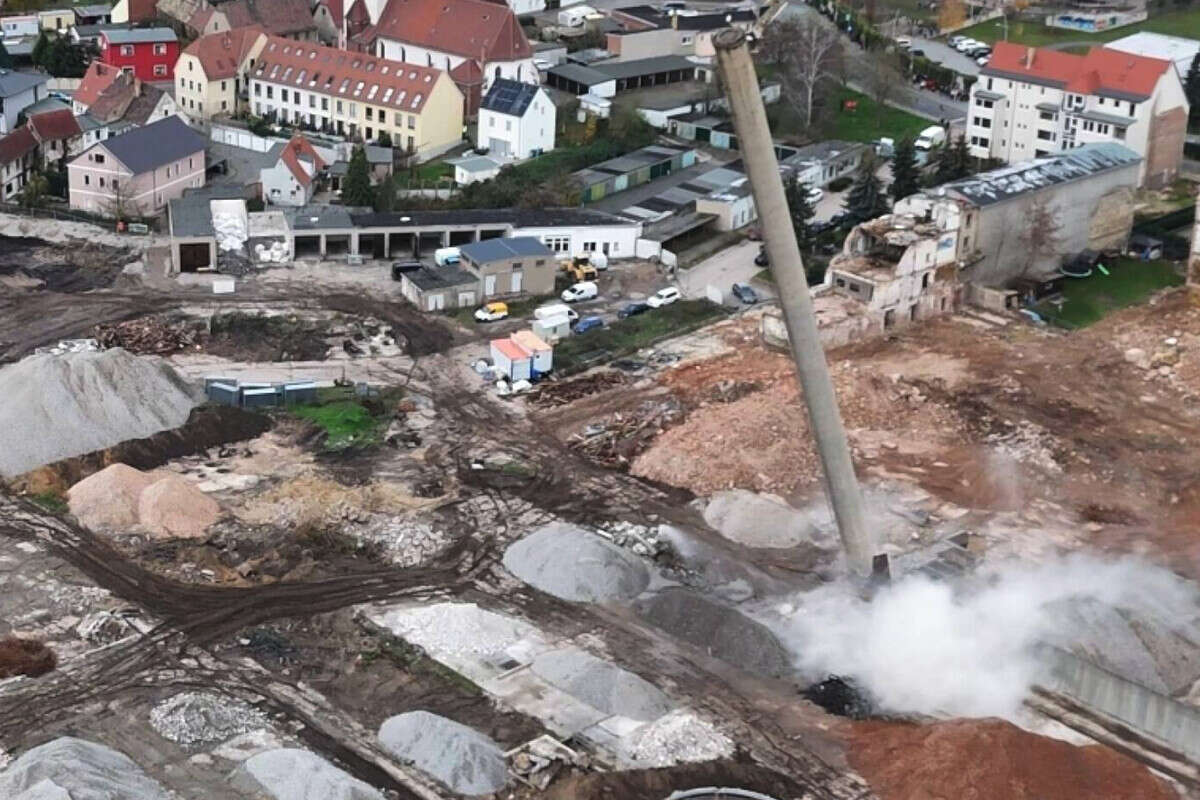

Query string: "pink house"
[[68, 116, 206, 216]]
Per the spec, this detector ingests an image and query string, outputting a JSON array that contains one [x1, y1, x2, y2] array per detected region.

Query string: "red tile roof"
[[318, 0, 343, 28], [126, 0, 158, 23], [0, 126, 38, 166], [252, 35, 451, 114], [74, 60, 123, 108], [182, 25, 265, 80], [374, 0, 532, 63], [193, 0, 316, 37], [278, 134, 325, 187], [27, 109, 82, 142], [984, 41, 1172, 100], [86, 74, 137, 123]]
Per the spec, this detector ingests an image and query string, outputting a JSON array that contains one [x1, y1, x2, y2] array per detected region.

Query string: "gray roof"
[[22, 96, 70, 116], [102, 27, 177, 43], [481, 78, 540, 117], [74, 3, 114, 16], [1078, 108, 1135, 127], [364, 145, 392, 164], [0, 70, 47, 99], [783, 139, 866, 165], [350, 207, 634, 229], [285, 205, 355, 230], [454, 155, 502, 173], [169, 185, 246, 237], [548, 62, 611, 86], [592, 55, 698, 81], [975, 90, 1004, 101], [1035, 101, 1060, 113], [96, 115, 205, 174], [941, 142, 1141, 207], [405, 263, 477, 291], [460, 236, 554, 263]]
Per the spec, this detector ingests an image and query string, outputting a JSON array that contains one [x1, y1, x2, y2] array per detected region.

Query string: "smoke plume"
[[770, 554, 1200, 719]]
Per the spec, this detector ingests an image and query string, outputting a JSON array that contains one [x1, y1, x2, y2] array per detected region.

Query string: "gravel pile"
[[378, 711, 508, 796], [231, 748, 384, 800], [626, 710, 733, 767], [67, 464, 158, 529], [149, 692, 268, 746], [702, 490, 816, 549], [369, 602, 539, 658], [531, 647, 674, 722], [502, 522, 650, 603], [0, 349, 199, 478], [0, 736, 171, 800], [636, 589, 791, 678]]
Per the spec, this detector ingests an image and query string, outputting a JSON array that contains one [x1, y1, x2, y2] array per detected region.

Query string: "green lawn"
[[956, 7, 1200, 47], [554, 299, 726, 373], [393, 160, 453, 188], [1036, 257, 1182, 327], [292, 400, 383, 450], [824, 89, 929, 144]]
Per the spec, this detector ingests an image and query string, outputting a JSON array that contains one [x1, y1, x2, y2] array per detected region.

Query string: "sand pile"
[[0, 737, 171, 800], [68, 465, 221, 538], [67, 464, 158, 529], [0, 349, 200, 478], [378, 711, 508, 796], [502, 522, 650, 603], [531, 648, 674, 722], [849, 718, 1177, 800], [231, 748, 383, 800], [636, 589, 791, 678], [702, 489, 817, 549]]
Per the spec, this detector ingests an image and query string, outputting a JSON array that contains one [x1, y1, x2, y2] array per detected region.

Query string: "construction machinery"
[[560, 256, 598, 282]]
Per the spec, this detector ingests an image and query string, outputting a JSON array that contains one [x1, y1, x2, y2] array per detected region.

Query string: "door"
[[457, 291, 475, 306], [489, 138, 509, 157], [484, 274, 496, 296], [511, 270, 522, 293]]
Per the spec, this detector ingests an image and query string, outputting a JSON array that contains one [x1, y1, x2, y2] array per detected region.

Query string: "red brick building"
[[99, 27, 180, 81]]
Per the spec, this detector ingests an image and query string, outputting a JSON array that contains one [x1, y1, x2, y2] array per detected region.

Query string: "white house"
[[476, 78, 554, 160], [1, 15, 39, 38], [969, 42, 1188, 188], [260, 134, 325, 206], [0, 70, 48, 134]]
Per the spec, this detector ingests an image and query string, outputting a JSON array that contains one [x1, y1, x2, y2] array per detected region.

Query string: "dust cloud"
[[771, 555, 1199, 719]]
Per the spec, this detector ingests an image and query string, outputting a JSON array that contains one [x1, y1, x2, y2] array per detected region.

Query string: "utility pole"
[[713, 28, 875, 575]]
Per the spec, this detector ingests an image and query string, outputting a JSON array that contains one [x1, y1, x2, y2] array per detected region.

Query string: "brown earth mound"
[[67, 463, 159, 530], [138, 475, 221, 539], [849, 718, 1178, 800], [0, 637, 56, 678]]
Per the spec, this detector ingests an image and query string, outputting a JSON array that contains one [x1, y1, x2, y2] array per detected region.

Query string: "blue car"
[[574, 315, 605, 334]]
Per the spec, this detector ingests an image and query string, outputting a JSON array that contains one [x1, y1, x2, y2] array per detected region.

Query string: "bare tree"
[[103, 179, 136, 221], [1019, 195, 1063, 276], [761, 17, 844, 131], [864, 51, 909, 126]]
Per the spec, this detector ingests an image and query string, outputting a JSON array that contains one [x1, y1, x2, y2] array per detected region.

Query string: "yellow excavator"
[[560, 256, 598, 282]]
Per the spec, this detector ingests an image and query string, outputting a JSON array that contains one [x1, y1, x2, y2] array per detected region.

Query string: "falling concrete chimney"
[[671, 10, 678, 29], [1025, 46, 1035, 67]]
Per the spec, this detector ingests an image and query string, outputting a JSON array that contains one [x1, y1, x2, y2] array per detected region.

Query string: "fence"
[[0, 202, 161, 231]]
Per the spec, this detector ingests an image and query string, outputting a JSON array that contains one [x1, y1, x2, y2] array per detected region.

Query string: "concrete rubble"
[[624, 710, 734, 767], [149, 692, 269, 747]]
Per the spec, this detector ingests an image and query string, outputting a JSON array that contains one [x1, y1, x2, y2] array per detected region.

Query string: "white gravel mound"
[[231, 748, 383, 800], [67, 463, 159, 530], [369, 602, 540, 658], [0, 349, 200, 478], [378, 711, 508, 796], [502, 522, 650, 603], [703, 489, 815, 549], [138, 475, 222, 539], [531, 647, 674, 722], [0, 736, 172, 800], [626, 710, 734, 767], [150, 692, 268, 746]]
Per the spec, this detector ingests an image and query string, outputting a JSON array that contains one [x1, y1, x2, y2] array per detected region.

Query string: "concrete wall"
[[469, 253, 556, 297], [513, 223, 640, 259], [966, 164, 1140, 287]]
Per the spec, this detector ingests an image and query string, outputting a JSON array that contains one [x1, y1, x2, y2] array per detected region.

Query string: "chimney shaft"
[[1025, 46, 1034, 67]]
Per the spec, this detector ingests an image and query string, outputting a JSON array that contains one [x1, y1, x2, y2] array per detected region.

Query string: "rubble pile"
[[378, 711, 508, 795], [0, 349, 200, 478], [531, 648, 674, 722], [149, 692, 268, 746], [213, 210, 248, 253], [356, 518, 449, 567], [34, 338, 99, 355], [232, 748, 384, 800], [528, 371, 627, 408], [849, 718, 1177, 800], [595, 520, 669, 558], [327, 317, 402, 359], [569, 398, 684, 469], [503, 522, 651, 603], [370, 602, 542, 659], [625, 710, 733, 767], [94, 318, 202, 356]]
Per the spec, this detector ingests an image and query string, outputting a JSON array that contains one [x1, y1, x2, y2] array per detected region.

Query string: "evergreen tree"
[[31, 32, 49, 69], [889, 137, 919, 202], [341, 146, 375, 207], [784, 172, 815, 249], [1187, 51, 1200, 125], [844, 156, 889, 222], [932, 135, 972, 185], [373, 174, 397, 212]]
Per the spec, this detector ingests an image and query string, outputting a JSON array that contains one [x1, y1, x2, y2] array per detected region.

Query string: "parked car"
[[976, 55, 990, 66], [574, 315, 605, 334], [969, 45, 991, 57], [909, 48, 926, 58], [948, 34, 966, 46], [731, 282, 759, 304], [647, 287, 681, 308], [806, 186, 824, 204], [390, 260, 422, 280], [561, 281, 598, 302], [894, 36, 911, 49], [474, 301, 509, 322], [754, 246, 769, 267], [618, 301, 651, 319]]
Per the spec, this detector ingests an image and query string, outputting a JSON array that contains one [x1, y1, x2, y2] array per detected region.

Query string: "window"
[[188, 61, 193, 72], [254, 83, 261, 96], [1037, 129, 1054, 141], [221, 80, 226, 91], [221, 100, 227, 110], [189, 157, 194, 169], [153, 64, 167, 77], [93, 153, 105, 164], [309, 94, 315, 108], [84, 174, 89, 185], [921, 273, 930, 289], [378, 110, 386, 124], [407, 135, 414, 150], [1114, 126, 1126, 140], [154, 43, 166, 55], [99, 177, 105, 188], [121, 44, 133, 56], [975, 97, 993, 109], [365, 107, 373, 121], [112, 179, 118, 190], [1129, 102, 1137, 117], [321, 97, 328, 111], [266, 86, 273, 99], [972, 116, 991, 129], [1038, 111, 1054, 121], [292, 90, 300, 104]]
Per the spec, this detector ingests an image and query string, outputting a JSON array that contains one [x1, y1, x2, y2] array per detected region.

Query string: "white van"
[[434, 247, 461, 266], [914, 125, 946, 151], [535, 303, 579, 322], [561, 281, 598, 302]]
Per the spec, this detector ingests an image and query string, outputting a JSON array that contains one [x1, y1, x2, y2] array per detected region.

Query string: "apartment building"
[[249, 36, 463, 158], [969, 42, 1188, 188], [68, 115, 206, 215], [175, 26, 267, 120], [99, 28, 180, 81]]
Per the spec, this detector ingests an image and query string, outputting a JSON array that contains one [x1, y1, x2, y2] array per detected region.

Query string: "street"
[[908, 37, 981, 77], [677, 239, 774, 302]]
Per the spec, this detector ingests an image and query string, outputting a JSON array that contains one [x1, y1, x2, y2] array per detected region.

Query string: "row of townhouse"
[[969, 41, 1188, 188], [247, 36, 463, 157]]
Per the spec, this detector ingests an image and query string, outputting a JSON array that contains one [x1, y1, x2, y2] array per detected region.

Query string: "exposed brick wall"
[[1088, 186, 1135, 251], [1145, 106, 1187, 189]]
